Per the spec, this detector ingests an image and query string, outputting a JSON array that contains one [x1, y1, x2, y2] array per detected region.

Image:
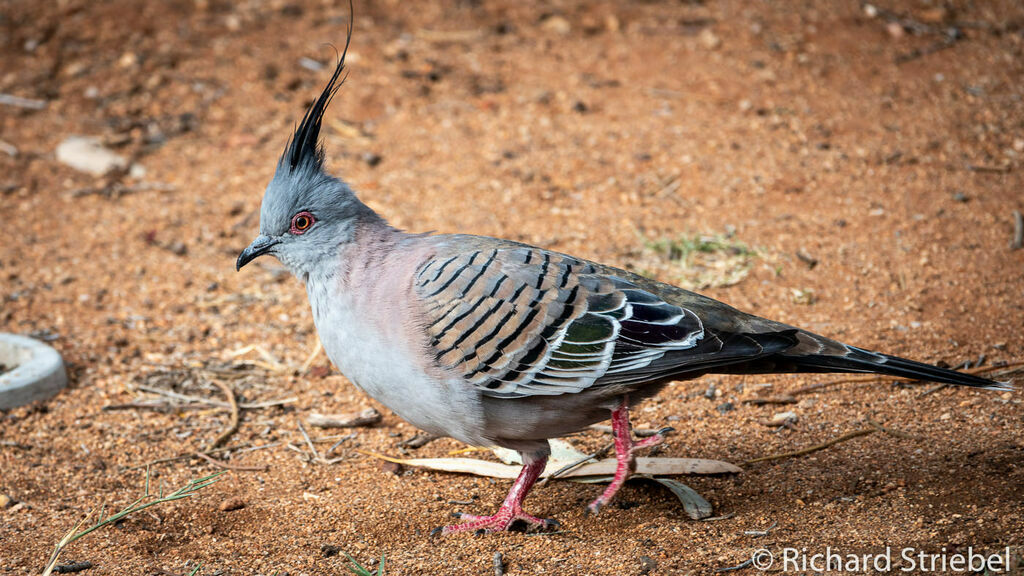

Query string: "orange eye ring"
[[290, 211, 315, 234]]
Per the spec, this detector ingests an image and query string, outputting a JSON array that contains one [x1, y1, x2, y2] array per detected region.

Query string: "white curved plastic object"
[[0, 333, 68, 409]]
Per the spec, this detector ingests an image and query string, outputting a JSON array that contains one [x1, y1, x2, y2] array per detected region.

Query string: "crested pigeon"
[[236, 26, 1012, 536]]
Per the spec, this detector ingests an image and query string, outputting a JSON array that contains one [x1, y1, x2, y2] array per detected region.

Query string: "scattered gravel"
[[2, 1, 1021, 574]]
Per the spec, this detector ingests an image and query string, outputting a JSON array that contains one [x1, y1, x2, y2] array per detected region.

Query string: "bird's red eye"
[[290, 211, 315, 234]]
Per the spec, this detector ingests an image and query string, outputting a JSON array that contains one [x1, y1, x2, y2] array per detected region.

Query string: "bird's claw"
[[539, 518, 561, 530], [431, 511, 559, 536]]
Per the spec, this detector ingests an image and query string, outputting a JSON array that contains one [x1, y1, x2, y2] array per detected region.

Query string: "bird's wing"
[[413, 240, 797, 399]]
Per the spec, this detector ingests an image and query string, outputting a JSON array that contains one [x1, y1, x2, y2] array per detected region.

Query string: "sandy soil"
[[2, 1, 1023, 574]]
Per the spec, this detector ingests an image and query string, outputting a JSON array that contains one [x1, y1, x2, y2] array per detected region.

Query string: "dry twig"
[[124, 443, 247, 471], [51, 562, 93, 574], [136, 384, 295, 409], [745, 428, 876, 465], [0, 139, 18, 157], [789, 376, 880, 396], [743, 395, 797, 405], [207, 380, 240, 449], [290, 421, 345, 465], [308, 408, 381, 428], [325, 433, 358, 459], [102, 402, 207, 413], [227, 344, 287, 372], [69, 182, 178, 199], [398, 433, 439, 449], [714, 558, 753, 573], [1012, 210, 1023, 251], [919, 383, 950, 397], [300, 340, 324, 373], [701, 512, 737, 522], [967, 163, 1011, 174], [194, 451, 268, 472], [0, 92, 47, 109], [297, 420, 320, 461], [866, 418, 916, 440], [744, 520, 778, 536]]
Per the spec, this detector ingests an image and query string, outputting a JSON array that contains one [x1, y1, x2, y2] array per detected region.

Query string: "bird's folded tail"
[[785, 345, 1014, 392]]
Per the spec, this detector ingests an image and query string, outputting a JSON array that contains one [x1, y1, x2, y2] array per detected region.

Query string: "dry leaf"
[[642, 476, 713, 520], [308, 408, 381, 428], [358, 450, 740, 479]]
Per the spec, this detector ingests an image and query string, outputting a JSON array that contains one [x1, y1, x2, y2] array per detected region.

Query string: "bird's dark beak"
[[236, 235, 280, 271]]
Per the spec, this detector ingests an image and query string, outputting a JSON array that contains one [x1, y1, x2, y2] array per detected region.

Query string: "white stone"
[[56, 136, 127, 176]]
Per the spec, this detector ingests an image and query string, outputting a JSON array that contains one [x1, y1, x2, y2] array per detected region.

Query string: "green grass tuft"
[[344, 552, 386, 576], [640, 232, 758, 290]]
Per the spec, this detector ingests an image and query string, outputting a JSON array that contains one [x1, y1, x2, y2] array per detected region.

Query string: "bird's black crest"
[[281, 3, 354, 173]]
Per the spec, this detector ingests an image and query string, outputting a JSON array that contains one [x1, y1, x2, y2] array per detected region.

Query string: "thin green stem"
[[41, 471, 225, 576]]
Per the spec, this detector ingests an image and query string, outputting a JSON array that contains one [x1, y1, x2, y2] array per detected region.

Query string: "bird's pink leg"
[[431, 454, 559, 536], [587, 396, 673, 514]]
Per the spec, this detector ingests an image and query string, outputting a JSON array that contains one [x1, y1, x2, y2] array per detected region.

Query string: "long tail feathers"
[[788, 346, 1014, 391]]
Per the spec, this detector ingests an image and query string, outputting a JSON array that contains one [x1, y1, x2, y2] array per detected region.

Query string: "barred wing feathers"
[[414, 241, 788, 399]]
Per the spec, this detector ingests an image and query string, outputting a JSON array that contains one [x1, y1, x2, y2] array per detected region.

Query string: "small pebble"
[[379, 461, 403, 475], [361, 152, 382, 167], [716, 402, 734, 414], [541, 15, 571, 35], [768, 411, 798, 426], [117, 52, 138, 68], [704, 382, 717, 399], [321, 544, 342, 557], [639, 555, 657, 575], [299, 57, 324, 72], [219, 497, 246, 511], [0, 493, 12, 508], [308, 364, 332, 378], [167, 241, 188, 256], [698, 28, 722, 50]]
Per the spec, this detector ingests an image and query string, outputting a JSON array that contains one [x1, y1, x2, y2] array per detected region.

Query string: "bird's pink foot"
[[588, 396, 673, 515], [431, 509, 560, 536], [430, 451, 558, 536]]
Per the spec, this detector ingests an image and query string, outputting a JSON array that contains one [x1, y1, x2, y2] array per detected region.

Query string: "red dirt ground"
[[2, 1, 1023, 574]]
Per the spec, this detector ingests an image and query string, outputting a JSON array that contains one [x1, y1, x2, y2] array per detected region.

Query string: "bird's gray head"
[[236, 19, 367, 281]]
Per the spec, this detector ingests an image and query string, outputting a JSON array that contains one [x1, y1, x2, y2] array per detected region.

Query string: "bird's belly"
[[309, 289, 486, 445]]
